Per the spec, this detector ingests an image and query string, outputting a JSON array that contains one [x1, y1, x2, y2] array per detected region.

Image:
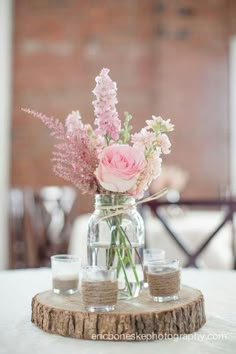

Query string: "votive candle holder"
[[81, 266, 118, 312], [51, 254, 81, 295], [146, 259, 180, 302]]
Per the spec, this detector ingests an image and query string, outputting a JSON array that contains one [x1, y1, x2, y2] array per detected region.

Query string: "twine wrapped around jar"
[[147, 269, 180, 297], [81, 280, 118, 306]]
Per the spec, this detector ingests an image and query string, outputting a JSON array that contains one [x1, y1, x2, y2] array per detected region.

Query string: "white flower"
[[131, 127, 156, 147], [146, 115, 174, 132], [147, 152, 162, 179], [157, 133, 172, 154]]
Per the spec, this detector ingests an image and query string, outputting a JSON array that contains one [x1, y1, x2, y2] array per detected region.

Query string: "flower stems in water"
[[105, 213, 141, 298]]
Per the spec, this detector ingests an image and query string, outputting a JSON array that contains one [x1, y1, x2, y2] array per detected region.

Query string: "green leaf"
[[119, 111, 133, 143]]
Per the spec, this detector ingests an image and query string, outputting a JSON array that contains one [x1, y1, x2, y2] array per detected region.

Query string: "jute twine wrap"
[[143, 270, 148, 284], [82, 280, 118, 306], [98, 189, 167, 221], [147, 269, 180, 297]]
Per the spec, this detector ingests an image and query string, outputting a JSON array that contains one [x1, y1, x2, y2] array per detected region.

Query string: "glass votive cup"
[[143, 249, 166, 288], [51, 254, 81, 295], [81, 266, 118, 312], [146, 259, 180, 302]]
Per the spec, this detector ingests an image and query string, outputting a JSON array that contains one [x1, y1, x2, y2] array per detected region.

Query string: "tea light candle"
[[51, 255, 81, 295], [52, 273, 79, 293]]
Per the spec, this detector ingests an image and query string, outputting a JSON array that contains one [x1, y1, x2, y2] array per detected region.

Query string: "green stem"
[[118, 226, 140, 288], [120, 225, 144, 275], [105, 212, 116, 268], [116, 247, 133, 297], [103, 206, 140, 297]]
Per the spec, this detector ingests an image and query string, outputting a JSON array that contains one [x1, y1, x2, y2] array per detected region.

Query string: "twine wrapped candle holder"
[[81, 266, 118, 312], [147, 259, 181, 302], [143, 249, 166, 287]]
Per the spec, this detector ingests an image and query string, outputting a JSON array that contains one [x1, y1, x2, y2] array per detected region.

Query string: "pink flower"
[[92, 68, 121, 141], [21, 109, 98, 194], [65, 111, 83, 135], [157, 133, 171, 154], [95, 144, 146, 193]]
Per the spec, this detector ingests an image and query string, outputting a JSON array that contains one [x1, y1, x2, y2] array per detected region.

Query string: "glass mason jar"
[[87, 194, 145, 300]]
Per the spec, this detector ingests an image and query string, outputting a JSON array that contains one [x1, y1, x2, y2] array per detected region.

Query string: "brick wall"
[[11, 0, 235, 213]]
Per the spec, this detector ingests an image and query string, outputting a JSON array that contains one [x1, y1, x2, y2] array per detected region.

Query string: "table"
[[0, 268, 236, 354]]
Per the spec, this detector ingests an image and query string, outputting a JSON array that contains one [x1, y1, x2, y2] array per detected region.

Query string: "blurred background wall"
[[1, 0, 236, 269]]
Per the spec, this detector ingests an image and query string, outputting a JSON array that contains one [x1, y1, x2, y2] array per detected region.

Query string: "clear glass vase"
[[87, 194, 145, 299]]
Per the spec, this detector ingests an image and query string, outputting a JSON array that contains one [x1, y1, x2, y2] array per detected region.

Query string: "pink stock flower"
[[93, 68, 121, 141], [95, 144, 146, 193], [65, 111, 83, 135]]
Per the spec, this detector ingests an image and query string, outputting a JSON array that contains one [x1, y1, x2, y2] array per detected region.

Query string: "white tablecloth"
[[0, 268, 236, 354]]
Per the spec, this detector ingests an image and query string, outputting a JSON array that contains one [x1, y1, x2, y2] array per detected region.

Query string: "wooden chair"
[[9, 187, 77, 269], [146, 198, 236, 269]]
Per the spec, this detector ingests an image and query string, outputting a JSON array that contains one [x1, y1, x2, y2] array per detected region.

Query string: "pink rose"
[[95, 144, 147, 193]]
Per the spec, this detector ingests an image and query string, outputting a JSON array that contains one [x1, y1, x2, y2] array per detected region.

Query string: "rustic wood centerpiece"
[[31, 285, 206, 341]]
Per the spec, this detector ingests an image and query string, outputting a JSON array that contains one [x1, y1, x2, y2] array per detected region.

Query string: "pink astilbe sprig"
[[21, 108, 99, 194], [92, 68, 121, 142], [22, 108, 65, 139], [52, 137, 98, 194]]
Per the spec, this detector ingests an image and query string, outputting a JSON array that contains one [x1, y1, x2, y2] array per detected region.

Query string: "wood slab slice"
[[31, 286, 206, 341]]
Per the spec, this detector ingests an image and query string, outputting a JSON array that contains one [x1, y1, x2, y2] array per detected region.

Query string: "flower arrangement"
[[22, 68, 174, 299], [22, 68, 174, 199]]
